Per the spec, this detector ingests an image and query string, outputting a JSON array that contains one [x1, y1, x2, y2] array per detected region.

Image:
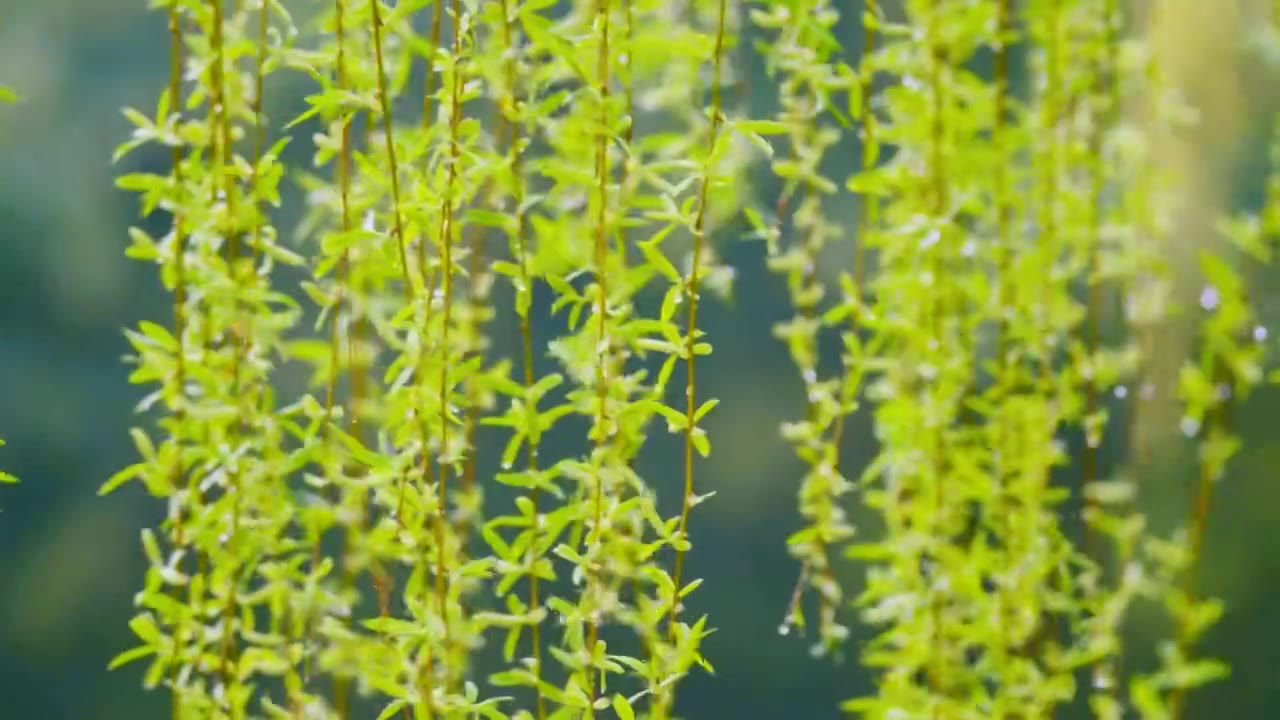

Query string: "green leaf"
[[639, 241, 681, 283], [137, 321, 178, 350], [129, 428, 156, 462], [139, 528, 163, 568], [691, 427, 710, 457], [99, 463, 145, 496], [362, 617, 421, 636], [679, 578, 704, 597], [502, 625, 523, 663], [128, 614, 161, 645], [376, 700, 408, 720], [693, 398, 719, 422], [107, 645, 155, 670], [611, 694, 636, 720], [645, 400, 687, 431], [465, 208, 514, 230], [546, 273, 578, 299], [735, 119, 790, 135]]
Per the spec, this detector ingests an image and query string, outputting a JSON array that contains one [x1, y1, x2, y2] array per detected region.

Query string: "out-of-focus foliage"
[[0, 439, 16, 487]]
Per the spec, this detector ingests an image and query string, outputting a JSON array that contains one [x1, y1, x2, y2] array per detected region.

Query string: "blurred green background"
[[3, 1, 1280, 718]]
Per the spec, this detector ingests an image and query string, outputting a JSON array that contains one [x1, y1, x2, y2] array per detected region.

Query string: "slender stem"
[[209, 0, 247, 696], [367, 6, 423, 713], [417, 0, 445, 281], [669, 0, 728, 639], [655, 1, 728, 715], [1170, 360, 1232, 719], [369, 0, 415, 305], [618, 0, 659, 702], [164, 4, 189, 717], [766, 13, 840, 651], [498, 0, 546, 714], [409, 0, 450, 696], [429, 0, 466, 697], [167, 3, 189, 543], [369, 0, 423, 530], [585, 0, 612, 710], [827, 0, 877, 540], [317, 0, 359, 715]]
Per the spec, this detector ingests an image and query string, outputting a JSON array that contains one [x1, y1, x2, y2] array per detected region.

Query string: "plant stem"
[[209, 0, 247, 696], [585, 0, 613, 710], [431, 0, 466, 697], [164, 3, 189, 716], [498, 0, 546, 713], [668, 0, 729, 651]]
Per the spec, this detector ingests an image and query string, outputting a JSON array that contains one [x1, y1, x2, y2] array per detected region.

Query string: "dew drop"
[[777, 624, 791, 636], [1199, 286, 1220, 311], [1180, 416, 1200, 437], [1254, 325, 1269, 342], [1113, 385, 1128, 399]]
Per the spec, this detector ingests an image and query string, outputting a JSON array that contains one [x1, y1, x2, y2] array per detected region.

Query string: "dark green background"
[[2, 1, 1280, 718]]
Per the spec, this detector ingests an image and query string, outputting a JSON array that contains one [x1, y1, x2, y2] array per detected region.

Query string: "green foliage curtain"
[[78, 0, 1280, 718]]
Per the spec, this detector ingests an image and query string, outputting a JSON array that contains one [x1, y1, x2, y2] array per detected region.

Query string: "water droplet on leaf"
[[1199, 286, 1220, 311], [1180, 416, 1200, 437]]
